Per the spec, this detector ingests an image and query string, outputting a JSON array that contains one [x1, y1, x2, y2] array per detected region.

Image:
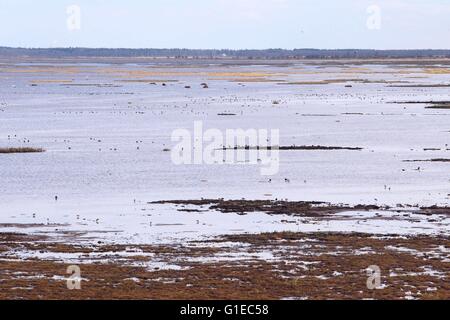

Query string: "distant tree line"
[[1, 47, 450, 59]]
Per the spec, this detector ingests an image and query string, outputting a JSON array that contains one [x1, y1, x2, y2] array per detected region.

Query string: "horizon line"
[[2, 46, 450, 51]]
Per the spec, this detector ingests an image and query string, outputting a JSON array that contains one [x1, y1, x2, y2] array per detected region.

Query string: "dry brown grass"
[[30, 80, 73, 84], [423, 68, 450, 74], [0, 231, 448, 300]]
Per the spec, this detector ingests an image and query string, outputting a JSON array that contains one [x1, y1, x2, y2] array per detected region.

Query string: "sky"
[[1, 0, 450, 49]]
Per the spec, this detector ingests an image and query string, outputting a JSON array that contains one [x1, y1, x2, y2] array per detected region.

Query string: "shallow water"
[[1, 60, 449, 243]]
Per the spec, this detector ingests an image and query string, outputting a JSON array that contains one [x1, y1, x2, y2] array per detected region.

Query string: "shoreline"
[[1, 229, 448, 300], [1, 199, 448, 300]]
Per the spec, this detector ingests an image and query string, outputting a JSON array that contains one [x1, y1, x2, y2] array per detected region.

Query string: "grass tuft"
[[0, 147, 45, 154]]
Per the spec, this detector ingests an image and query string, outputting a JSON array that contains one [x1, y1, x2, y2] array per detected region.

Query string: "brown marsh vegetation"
[[0, 147, 45, 154]]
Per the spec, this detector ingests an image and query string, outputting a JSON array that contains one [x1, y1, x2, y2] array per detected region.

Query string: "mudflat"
[[0, 57, 449, 299]]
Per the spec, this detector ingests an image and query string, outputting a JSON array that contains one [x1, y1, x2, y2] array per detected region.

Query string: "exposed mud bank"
[[150, 199, 386, 217], [0, 231, 448, 300]]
